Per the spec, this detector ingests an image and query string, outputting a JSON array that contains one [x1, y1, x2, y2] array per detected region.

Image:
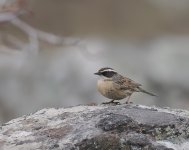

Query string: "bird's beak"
[[94, 72, 100, 75]]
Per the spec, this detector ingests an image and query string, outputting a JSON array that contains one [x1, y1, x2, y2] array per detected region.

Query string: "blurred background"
[[0, 0, 189, 124]]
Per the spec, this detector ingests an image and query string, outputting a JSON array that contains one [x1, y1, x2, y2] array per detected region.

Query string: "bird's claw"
[[102, 101, 120, 105]]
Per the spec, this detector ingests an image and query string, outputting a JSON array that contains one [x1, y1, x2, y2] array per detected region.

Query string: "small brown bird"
[[94, 67, 156, 104]]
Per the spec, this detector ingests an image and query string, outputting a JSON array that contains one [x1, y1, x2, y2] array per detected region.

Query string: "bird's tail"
[[138, 87, 157, 96]]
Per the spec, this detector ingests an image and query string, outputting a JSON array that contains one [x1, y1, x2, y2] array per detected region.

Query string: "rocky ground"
[[0, 104, 189, 150]]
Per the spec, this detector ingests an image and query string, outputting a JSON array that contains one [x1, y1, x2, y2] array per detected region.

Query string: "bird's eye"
[[101, 71, 116, 78]]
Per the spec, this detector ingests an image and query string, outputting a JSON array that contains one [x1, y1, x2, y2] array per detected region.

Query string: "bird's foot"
[[102, 101, 120, 105]]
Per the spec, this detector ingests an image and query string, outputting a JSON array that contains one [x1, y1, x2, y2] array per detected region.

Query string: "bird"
[[94, 67, 156, 104]]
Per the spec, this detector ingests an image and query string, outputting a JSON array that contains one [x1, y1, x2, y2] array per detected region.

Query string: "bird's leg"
[[102, 100, 120, 105], [125, 95, 133, 104]]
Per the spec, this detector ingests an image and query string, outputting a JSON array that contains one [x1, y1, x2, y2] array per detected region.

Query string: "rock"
[[0, 104, 189, 150]]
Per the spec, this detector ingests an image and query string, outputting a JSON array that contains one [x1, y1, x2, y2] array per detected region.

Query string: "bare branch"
[[0, 12, 18, 22], [11, 18, 39, 54], [0, 0, 83, 55]]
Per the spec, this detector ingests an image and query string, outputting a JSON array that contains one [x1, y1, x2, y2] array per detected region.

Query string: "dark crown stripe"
[[99, 67, 113, 71], [99, 67, 116, 73]]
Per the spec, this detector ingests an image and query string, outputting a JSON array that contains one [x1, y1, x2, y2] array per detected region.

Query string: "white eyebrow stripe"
[[101, 69, 116, 72]]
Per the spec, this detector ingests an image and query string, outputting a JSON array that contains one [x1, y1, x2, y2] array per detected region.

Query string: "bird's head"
[[94, 67, 118, 78]]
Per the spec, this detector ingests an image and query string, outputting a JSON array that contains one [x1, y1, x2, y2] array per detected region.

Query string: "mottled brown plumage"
[[94, 67, 156, 104]]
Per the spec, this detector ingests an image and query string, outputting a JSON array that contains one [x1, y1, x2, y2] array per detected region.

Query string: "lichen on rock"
[[0, 104, 189, 150]]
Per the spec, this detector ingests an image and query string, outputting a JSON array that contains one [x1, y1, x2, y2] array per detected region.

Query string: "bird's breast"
[[97, 79, 126, 100]]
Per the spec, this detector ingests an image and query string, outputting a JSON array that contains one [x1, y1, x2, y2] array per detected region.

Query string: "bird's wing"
[[114, 76, 141, 90]]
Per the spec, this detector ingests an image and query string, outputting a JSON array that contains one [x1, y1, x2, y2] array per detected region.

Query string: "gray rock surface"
[[0, 104, 189, 150]]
